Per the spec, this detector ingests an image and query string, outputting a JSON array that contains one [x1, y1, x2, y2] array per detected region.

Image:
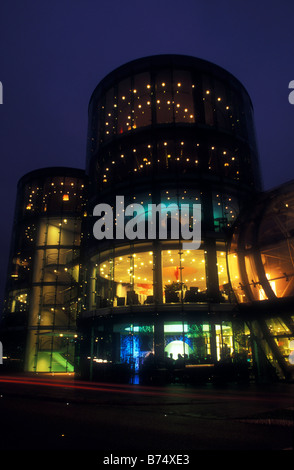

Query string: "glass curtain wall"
[[85, 320, 251, 378], [19, 172, 85, 372], [228, 183, 294, 304], [88, 242, 232, 310]]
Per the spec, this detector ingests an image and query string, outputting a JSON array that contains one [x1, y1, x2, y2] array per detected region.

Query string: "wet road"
[[0, 374, 293, 462]]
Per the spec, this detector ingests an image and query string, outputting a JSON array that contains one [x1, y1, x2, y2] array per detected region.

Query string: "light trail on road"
[[0, 374, 293, 405]]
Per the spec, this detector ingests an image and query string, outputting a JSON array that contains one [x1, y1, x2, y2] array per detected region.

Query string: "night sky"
[[0, 0, 294, 306]]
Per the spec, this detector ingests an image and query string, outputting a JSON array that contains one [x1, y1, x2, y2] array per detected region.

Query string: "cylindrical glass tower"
[[78, 55, 262, 381], [2, 167, 85, 372]]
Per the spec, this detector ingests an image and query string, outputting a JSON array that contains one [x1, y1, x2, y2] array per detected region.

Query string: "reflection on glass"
[[213, 192, 239, 231], [96, 251, 154, 307], [228, 186, 294, 304], [162, 249, 206, 303], [93, 247, 210, 307], [217, 251, 230, 301]]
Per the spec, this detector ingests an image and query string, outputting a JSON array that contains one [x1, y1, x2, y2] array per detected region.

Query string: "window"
[[162, 248, 206, 303]]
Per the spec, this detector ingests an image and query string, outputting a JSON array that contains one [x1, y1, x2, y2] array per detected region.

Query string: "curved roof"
[[88, 54, 253, 111]]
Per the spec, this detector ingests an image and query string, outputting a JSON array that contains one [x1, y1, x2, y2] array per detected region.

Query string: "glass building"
[[1, 167, 85, 372], [77, 54, 265, 383], [1, 55, 293, 383], [228, 180, 294, 381]]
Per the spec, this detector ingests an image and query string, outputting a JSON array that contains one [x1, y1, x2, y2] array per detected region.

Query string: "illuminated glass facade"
[[1, 55, 293, 383], [77, 55, 263, 383], [86, 55, 261, 191], [1, 168, 85, 372], [228, 180, 294, 380]]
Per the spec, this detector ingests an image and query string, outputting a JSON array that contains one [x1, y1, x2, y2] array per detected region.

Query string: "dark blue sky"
[[0, 0, 294, 304]]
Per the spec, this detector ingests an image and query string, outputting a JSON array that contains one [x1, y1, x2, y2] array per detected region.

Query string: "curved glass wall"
[[79, 55, 263, 383], [228, 181, 294, 304], [94, 139, 254, 191], [80, 319, 252, 380], [87, 243, 232, 310], [2, 169, 85, 372], [265, 318, 294, 366], [227, 182, 294, 381], [87, 56, 261, 193], [90, 66, 255, 149]]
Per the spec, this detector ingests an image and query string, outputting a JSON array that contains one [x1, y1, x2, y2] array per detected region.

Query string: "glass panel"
[[95, 249, 154, 307], [215, 322, 234, 361], [35, 331, 75, 373], [260, 242, 294, 298], [244, 254, 267, 301], [202, 75, 215, 126], [104, 87, 116, 140], [155, 69, 195, 124], [186, 322, 211, 363], [265, 318, 291, 335], [114, 323, 154, 372], [155, 69, 173, 123], [133, 72, 152, 128], [213, 192, 239, 231], [23, 180, 43, 215], [214, 80, 230, 130], [217, 251, 230, 301], [114, 73, 152, 135], [42, 177, 84, 213], [173, 70, 195, 124], [164, 321, 192, 361], [229, 257, 249, 303], [162, 249, 206, 303], [117, 77, 132, 134], [274, 337, 294, 364], [8, 289, 28, 313]]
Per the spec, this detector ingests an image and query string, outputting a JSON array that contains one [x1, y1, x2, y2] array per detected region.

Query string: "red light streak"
[[0, 375, 292, 404], [0, 375, 183, 397]]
